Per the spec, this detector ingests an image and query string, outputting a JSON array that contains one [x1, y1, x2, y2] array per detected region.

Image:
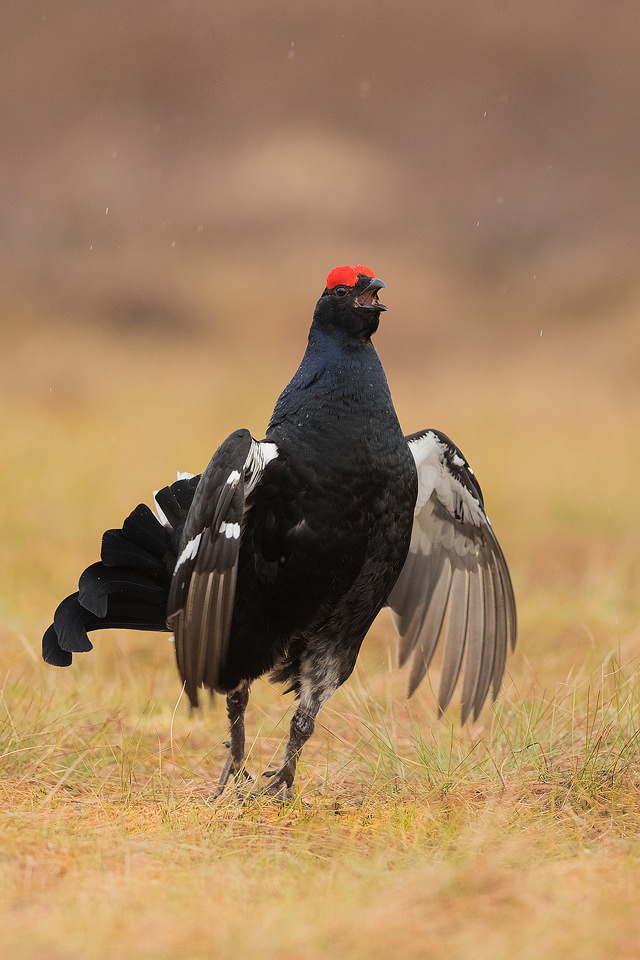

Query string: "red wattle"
[[325, 264, 375, 289]]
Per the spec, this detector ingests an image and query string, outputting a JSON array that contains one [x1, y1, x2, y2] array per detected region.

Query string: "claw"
[[250, 763, 296, 801], [214, 769, 253, 800], [213, 748, 253, 799], [245, 782, 292, 803]]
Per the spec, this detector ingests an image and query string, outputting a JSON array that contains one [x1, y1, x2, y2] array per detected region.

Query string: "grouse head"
[[313, 264, 387, 343]]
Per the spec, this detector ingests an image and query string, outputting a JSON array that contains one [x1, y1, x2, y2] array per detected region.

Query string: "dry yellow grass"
[[1, 300, 640, 959]]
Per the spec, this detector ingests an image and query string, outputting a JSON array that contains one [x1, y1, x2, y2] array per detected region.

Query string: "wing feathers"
[[167, 430, 279, 706], [437, 565, 470, 715], [491, 556, 511, 701], [471, 563, 498, 720], [389, 429, 516, 720], [459, 566, 485, 723], [407, 555, 452, 697]]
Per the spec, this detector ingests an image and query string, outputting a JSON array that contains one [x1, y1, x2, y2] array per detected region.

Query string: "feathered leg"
[[259, 664, 339, 800], [214, 683, 252, 797], [260, 700, 320, 800]]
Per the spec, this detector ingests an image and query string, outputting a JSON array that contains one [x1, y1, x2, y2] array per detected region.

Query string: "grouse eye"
[[334, 285, 349, 297]]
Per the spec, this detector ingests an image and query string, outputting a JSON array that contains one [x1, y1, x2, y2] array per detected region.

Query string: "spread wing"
[[166, 429, 278, 706], [388, 429, 516, 722]]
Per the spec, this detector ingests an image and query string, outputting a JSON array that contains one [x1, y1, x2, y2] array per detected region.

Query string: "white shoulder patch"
[[409, 430, 484, 527], [174, 532, 202, 572], [219, 521, 241, 539], [244, 440, 279, 496]]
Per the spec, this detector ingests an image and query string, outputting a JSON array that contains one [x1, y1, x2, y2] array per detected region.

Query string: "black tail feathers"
[[43, 475, 200, 667]]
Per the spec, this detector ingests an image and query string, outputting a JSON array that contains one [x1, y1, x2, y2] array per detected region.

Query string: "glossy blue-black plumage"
[[43, 267, 515, 797]]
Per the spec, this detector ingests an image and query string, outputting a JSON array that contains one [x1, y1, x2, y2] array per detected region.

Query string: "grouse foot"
[[213, 752, 253, 799]]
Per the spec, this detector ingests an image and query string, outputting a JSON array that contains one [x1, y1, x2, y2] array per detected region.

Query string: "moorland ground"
[[1, 302, 639, 959]]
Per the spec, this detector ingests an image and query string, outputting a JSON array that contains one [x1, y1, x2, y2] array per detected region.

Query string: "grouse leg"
[[260, 702, 319, 800], [259, 677, 334, 800], [214, 683, 252, 798]]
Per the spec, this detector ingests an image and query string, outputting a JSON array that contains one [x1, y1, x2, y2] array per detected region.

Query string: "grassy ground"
[[1, 303, 640, 959]]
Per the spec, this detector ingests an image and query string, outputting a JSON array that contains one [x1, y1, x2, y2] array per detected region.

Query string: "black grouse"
[[43, 265, 516, 799]]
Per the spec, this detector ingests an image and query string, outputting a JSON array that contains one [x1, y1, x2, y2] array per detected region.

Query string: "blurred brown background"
[[3, 13, 640, 950], [3, 0, 640, 358], [2, 0, 640, 650], [1, 0, 639, 796]]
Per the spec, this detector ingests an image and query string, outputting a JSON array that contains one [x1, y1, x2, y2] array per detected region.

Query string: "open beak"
[[355, 277, 388, 311]]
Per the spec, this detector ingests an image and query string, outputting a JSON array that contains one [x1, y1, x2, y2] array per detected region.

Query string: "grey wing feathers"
[[166, 429, 277, 706], [388, 429, 516, 723]]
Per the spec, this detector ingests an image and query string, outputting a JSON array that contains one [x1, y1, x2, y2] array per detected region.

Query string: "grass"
[[1, 301, 639, 958]]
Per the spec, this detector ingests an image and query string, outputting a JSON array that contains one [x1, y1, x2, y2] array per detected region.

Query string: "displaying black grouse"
[[43, 265, 516, 799]]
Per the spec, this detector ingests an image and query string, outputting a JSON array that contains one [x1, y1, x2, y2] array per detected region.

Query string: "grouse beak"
[[355, 277, 388, 311]]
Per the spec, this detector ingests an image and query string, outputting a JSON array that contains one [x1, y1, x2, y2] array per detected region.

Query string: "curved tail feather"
[[42, 475, 200, 666]]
